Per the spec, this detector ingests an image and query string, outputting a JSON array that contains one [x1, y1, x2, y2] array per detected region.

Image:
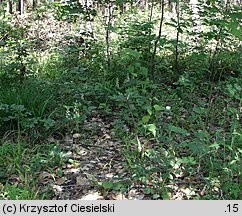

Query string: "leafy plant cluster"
[[0, 0, 241, 199]]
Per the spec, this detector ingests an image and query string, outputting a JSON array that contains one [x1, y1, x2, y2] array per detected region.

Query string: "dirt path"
[[50, 113, 131, 200]]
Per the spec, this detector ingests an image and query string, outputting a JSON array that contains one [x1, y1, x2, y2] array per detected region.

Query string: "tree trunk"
[[106, 1, 112, 68], [148, 0, 154, 53], [175, 0, 180, 73], [33, 0, 37, 9], [16, 0, 21, 14], [8, 0, 13, 14], [190, 0, 201, 46], [150, 0, 165, 83]]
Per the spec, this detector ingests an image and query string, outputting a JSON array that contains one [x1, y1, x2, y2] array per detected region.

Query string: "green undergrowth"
[[0, 70, 240, 199], [0, 141, 67, 199], [0, 2, 241, 199]]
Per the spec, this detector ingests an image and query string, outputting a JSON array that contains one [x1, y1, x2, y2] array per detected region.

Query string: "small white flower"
[[166, 106, 171, 111]]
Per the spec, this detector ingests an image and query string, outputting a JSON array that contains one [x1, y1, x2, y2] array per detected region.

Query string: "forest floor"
[[37, 112, 207, 200]]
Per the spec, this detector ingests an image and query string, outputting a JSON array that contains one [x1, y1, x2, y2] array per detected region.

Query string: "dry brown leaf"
[[38, 172, 53, 185], [55, 177, 66, 185], [110, 192, 126, 200], [76, 177, 91, 186]]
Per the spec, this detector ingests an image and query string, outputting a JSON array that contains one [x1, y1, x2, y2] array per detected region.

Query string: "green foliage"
[[0, 142, 67, 199], [0, 0, 241, 200], [54, 0, 97, 22], [0, 184, 39, 200], [0, 81, 56, 137], [0, 14, 33, 83], [109, 48, 150, 83], [117, 19, 154, 54]]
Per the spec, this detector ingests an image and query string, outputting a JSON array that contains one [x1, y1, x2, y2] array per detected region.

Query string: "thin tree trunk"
[[148, 0, 154, 53], [175, 0, 180, 73], [8, 0, 13, 14], [209, 0, 230, 82], [148, 0, 154, 22], [83, 0, 94, 34], [145, 0, 149, 10], [16, 0, 21, 14], [33, 0, 37, 9], [190, 0, 201, 46], [101, 2, 105, 15], [150, 0, 165, 83], [21, 0, 25, 14], [106, 1, 112, 68], [139, 0, 145, 11]]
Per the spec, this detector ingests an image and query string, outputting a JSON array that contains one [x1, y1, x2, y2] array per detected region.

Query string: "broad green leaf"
[[153, 194, 160, 199], [193, 107, 207, 114], [162, 191, 172, 200], [227, 107, 238, 114], [142, 115, 150, 123], [189, 140, 209, 153], [166, 22, 177, 28], [147, 108, 152, 116], [113, 183, 122, 191], [143, 187, 153, 195], [181, 156, 197, 165], [171, 18, 177, 24], [229, 12, 242, 20], [154, 104, 163, 111], [230, 28, 242, 40], [209, 142, 220, 149], [178, 27, 183, 33], [102, 181, 113, 190], [147, 124, 156, 137], [168, 125, 190, 136], [194, 131, 209, 139]]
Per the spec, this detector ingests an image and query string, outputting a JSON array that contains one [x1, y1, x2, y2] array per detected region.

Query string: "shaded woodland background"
[[0, 0, 241, 200]]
